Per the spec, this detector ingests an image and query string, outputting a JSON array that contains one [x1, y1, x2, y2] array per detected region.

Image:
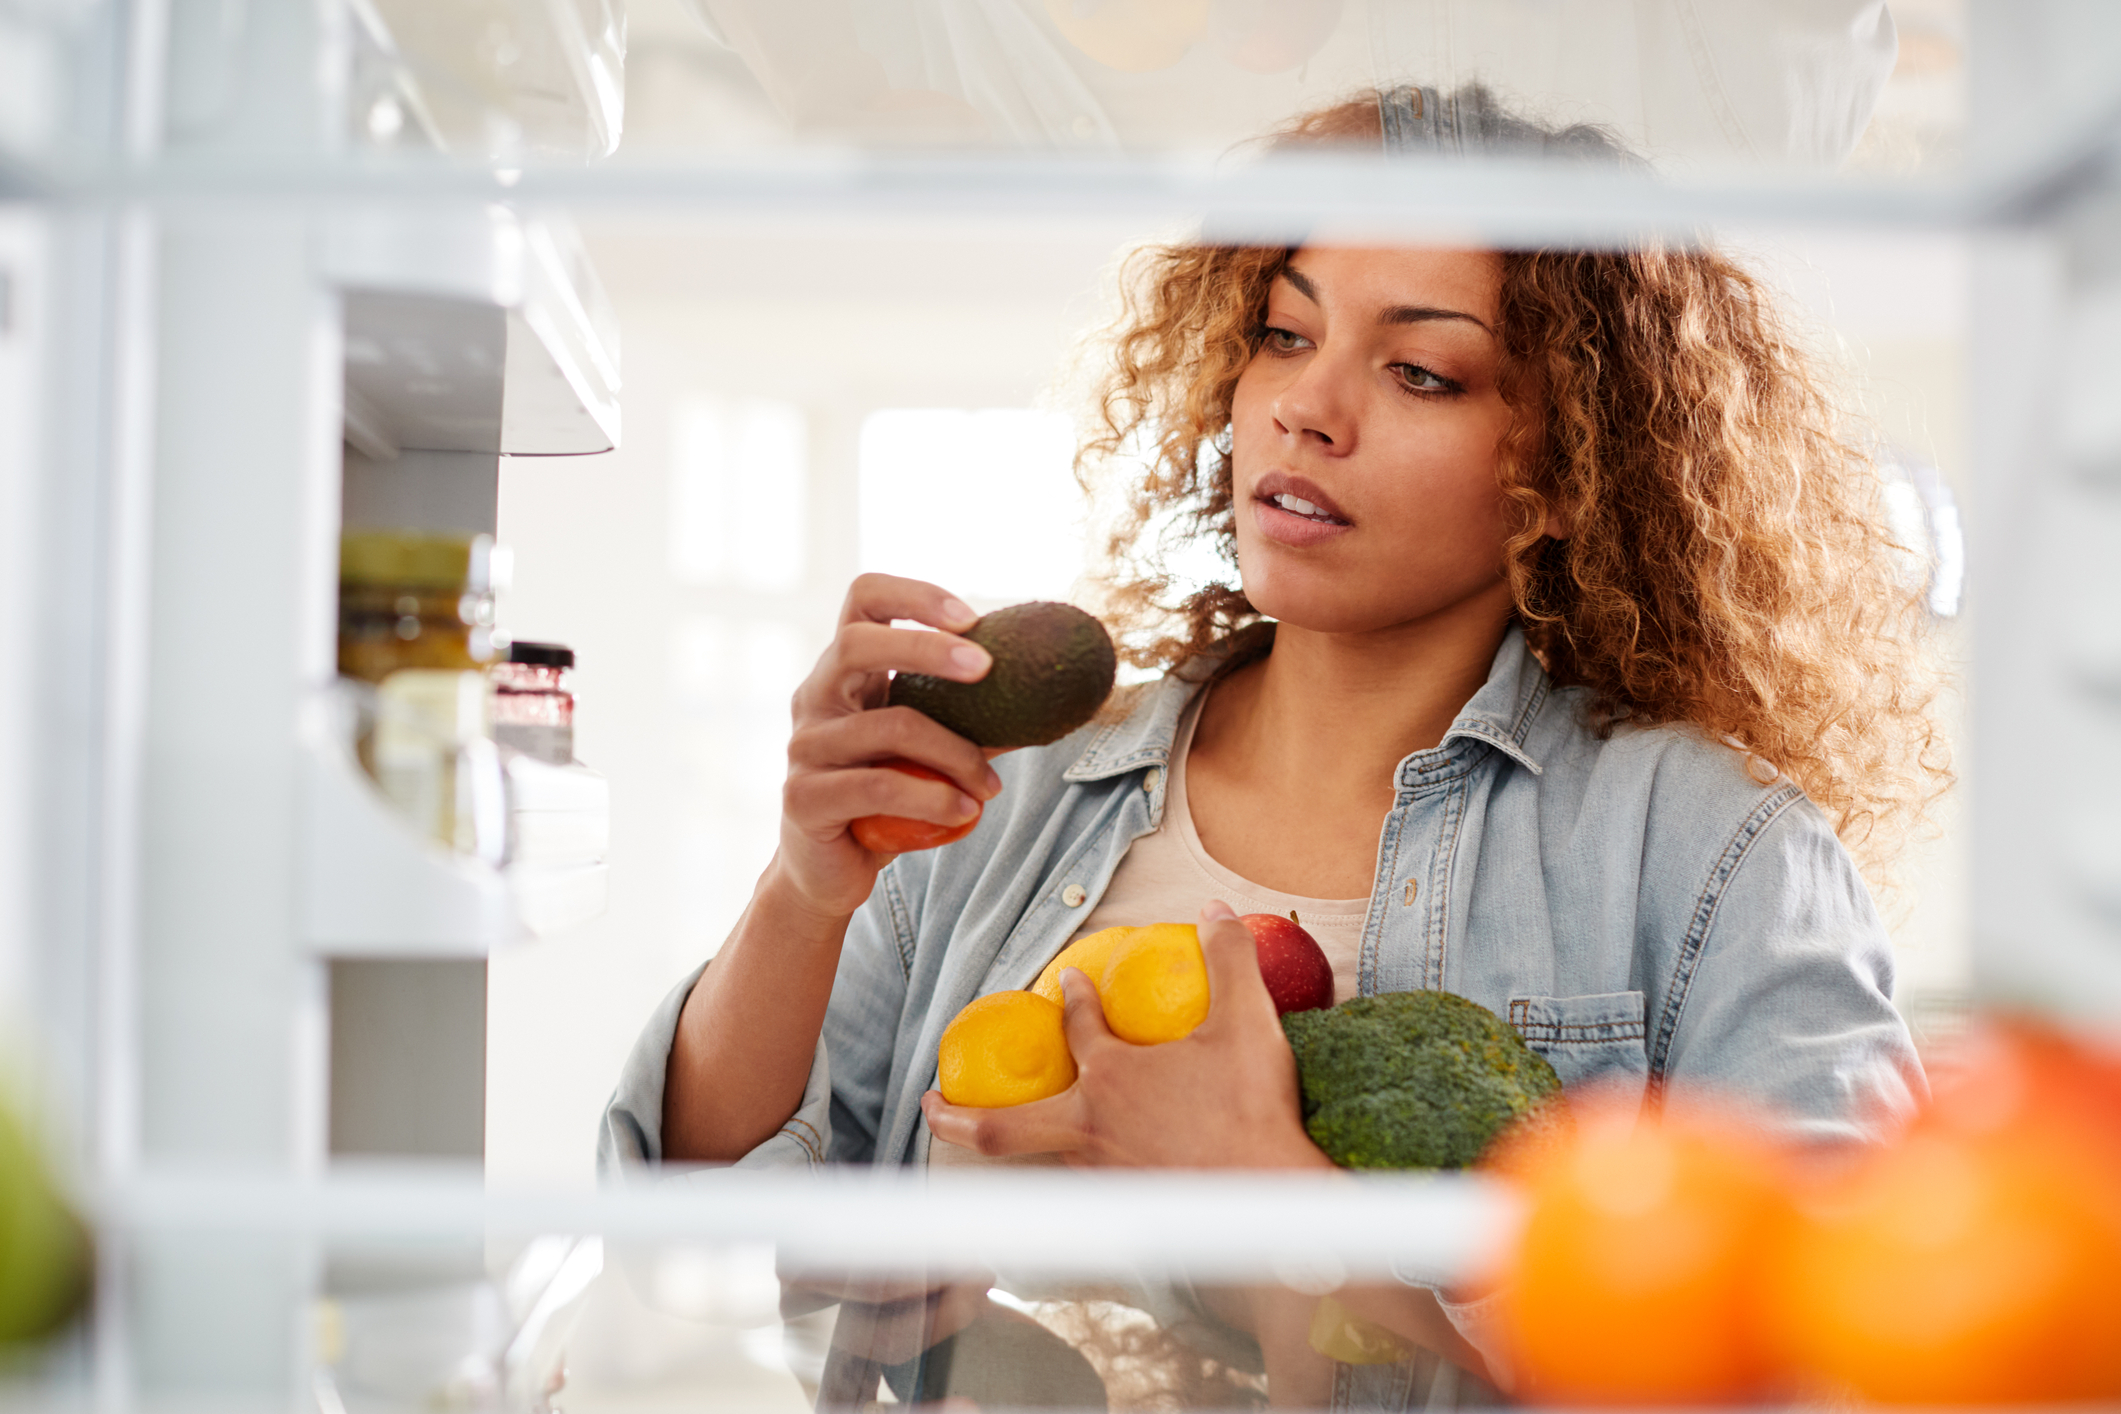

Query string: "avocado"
[[888, 601, 1117, 749]]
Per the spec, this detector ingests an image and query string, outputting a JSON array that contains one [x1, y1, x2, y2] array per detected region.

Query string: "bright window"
[[858, 408, 1084, 606], [669, 395, 808, 592]]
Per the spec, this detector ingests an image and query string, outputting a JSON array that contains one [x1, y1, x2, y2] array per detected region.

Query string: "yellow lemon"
[[936, 991, 1077, 1108], [1310, 1296, 1414, 1365], [1097, 922, 1209, 1045], [1032, 925, 1136, 1005]]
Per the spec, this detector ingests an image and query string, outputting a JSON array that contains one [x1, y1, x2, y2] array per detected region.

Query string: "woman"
[[603, 88, 1942, 1402]]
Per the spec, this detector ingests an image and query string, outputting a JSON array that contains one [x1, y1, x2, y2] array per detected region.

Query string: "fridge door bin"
[[507, 863, 608, 938], [503, 754, 610, 936], [301, 731, 527, 957], [301, 710, 612, 955]]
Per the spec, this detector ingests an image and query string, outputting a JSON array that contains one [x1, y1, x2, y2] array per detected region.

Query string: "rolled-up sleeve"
[[596, 960, 837, 1177], [596, 861, 916, 1180]]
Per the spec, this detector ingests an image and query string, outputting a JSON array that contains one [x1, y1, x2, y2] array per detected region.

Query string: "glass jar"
[[371, 669, 505, 861], [338, 532, 496, 683], [490, 640, 575, 765]]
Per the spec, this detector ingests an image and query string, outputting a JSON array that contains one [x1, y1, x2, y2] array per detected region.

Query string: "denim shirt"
[[600, 626, 1922, 1406], [603, 625, 1922, 1176]]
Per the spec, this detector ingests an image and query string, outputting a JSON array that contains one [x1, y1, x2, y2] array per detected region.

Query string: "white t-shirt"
[[1065, 687, 1369, 1003], [931, 688, 1369, 1168]]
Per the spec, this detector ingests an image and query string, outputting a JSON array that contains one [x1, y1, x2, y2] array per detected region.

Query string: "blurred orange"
[[1769, 1130, 2116, 1403], [1495, 1094, 1792, 1406], [1768, 1017, 2121, 1403], [1931, 1015, 2121, 1156], [1096, 923, 1208, 1045]]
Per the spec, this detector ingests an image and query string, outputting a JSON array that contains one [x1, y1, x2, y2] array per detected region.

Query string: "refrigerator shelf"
[[300, 730, 610, 956], [100, 1165, 1515, 1284], [326, 206, 621, 458]]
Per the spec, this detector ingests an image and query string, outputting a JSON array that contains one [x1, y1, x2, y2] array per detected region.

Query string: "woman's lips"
[[1253, 493, 1353, 548]]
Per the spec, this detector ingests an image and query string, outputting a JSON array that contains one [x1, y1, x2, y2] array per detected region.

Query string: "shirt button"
[[1143, 766, 1164, 793], [1061, 884, 1088, 907]]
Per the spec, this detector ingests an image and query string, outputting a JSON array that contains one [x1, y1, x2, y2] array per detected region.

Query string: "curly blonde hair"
[[1079, 91, 1949, 874]]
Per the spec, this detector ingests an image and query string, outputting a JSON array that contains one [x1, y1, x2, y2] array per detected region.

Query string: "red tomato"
[[848, 758, 979, 854]]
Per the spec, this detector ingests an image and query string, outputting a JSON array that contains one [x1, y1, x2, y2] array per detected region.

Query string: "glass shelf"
[[350, 0, 627, 163], [83, 1165, 1515, 1414], [16, 0, 2121, 236]]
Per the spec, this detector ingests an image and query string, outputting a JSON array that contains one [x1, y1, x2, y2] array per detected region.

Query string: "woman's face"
[[1228, 245, 1518, 637]]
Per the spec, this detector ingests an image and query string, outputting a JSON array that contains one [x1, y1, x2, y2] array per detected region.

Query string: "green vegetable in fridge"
[[1281, 990, 1565, 1170]]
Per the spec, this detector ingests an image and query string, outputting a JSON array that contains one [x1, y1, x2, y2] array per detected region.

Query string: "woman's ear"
[[1537, 482, 1573, 541]]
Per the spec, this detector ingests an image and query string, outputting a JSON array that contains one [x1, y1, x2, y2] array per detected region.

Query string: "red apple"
[[1240, 913, 1334, 1014]]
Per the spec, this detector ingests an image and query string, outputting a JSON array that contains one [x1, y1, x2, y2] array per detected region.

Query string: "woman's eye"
[[1262, 326, 1310, 353], [1395, 363, 1455, 394]]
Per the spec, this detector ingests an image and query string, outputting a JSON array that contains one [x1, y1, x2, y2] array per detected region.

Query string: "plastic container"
[[339, 532, 497, 683], [371, 670, 506, 861], [491, 641, 575, 765]]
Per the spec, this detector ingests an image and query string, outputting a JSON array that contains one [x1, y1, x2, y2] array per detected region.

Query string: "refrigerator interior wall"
[[0, 210, 46, 1106], [1967, 200, 2121, 1015], [328, 957, 487, 1158]]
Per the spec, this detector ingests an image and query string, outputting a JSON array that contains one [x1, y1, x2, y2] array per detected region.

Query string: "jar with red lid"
[[491, 640, 575, 764]]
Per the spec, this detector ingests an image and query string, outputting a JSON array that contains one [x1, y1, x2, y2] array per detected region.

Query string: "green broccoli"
[[1281, 990, 1565, 1170]]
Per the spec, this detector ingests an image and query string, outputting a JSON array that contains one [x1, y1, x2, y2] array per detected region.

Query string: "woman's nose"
[[1269, 348, 1358, 452]]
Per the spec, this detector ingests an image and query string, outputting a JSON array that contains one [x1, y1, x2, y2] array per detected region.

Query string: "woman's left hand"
[[920, 901, 1336, 1170]]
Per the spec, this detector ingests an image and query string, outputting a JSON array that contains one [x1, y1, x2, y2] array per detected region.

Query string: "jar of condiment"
[[490, 640, 575, 765], [372, 669, 505, 860], [338, 532, 496, 683]]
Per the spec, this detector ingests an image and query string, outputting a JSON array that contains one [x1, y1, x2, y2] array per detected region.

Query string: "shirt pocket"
[[1507, 991, 1649, 1090]]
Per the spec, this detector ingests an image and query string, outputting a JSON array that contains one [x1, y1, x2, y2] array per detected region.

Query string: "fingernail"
[[951, 644, 991, 676], [941, 598, 976, 628], [1201, 899, 1238, 922], [957, 793, 981, 820], [983, 767, 1003, 795]]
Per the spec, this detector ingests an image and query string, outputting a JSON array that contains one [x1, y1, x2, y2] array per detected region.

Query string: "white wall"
[[486, 215, 1140, 1187], [1740, 228, 1973, 1035]]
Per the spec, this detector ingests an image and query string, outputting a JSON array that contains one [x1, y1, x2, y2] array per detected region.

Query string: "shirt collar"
[[1064, 625, 1549, 783], [1436, 625, 1548, 777]]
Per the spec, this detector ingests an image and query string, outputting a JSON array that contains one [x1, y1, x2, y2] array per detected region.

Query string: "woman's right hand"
[[776, 574, 1002, 919]]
